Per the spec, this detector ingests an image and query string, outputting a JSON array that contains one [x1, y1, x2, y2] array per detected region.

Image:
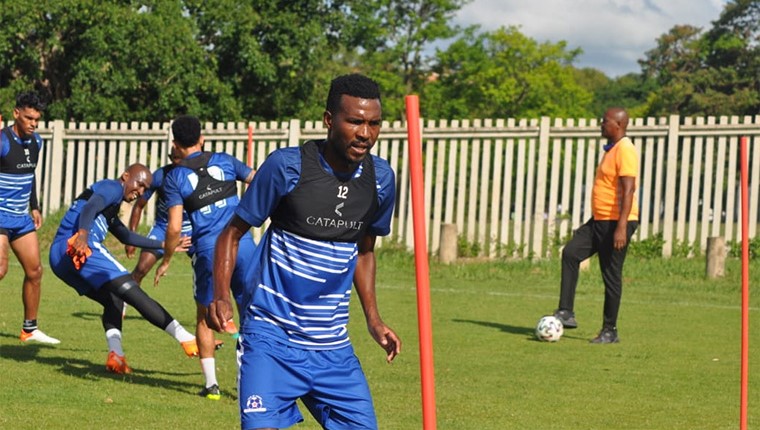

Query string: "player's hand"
[[176, 236, 192, 252], [207, 299, 234, 333], [153, 261, 170, 287], [31, 209, 42, 230], [368, 321, 401, 363], [69, 230, 91, 256], [613, 224, 628, 250], [125, 245, 136, 259]]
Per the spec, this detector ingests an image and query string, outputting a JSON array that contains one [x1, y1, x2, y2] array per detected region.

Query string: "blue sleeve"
[[0, 132, 9, 158], [78, 180, 124, 230], [231, 155, 253, 181], [235, 148, 300, 227], [90, 180, 125, 207], [110, 221, 163, 248], [34, 132, 43, 152], [367, 156, 396, 237], [163, 168, 185, 208], [142, 168, 163, 202], [78, 194, 107, 231]]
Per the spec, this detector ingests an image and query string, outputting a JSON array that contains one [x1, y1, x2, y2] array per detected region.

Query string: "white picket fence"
[[17, 114, 760, 258]]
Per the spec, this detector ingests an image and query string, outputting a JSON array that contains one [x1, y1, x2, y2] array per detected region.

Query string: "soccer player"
[[49, 163, 199, 374], [553, 107, 639, 344], [209, 73, 401, 429], [125, 148, 194, 285], [0, 91, 59, 344], [154, 115, 255, 400]]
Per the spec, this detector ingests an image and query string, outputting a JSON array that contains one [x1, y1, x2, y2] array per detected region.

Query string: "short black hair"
[[15, 91, 45, 111], [325, 74, 381, 113], [172, 115, 201, 148]]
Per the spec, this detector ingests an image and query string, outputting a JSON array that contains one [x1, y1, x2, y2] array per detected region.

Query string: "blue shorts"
[[0, 212, 36, 241], [191, 233, 254, 306], [49, 238, 129, 295], [238, 333, 377, 430], [143, 224, 195, 258]]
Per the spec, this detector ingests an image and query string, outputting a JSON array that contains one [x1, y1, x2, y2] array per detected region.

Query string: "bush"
[[628, 233, 665, 258], [728, 236, 760, 260]]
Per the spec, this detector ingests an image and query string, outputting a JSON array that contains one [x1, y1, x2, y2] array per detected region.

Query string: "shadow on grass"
[[453, 318, 534, 337], [71, 311, 144, 322], [0, 332, 202, 396], [452, 318, 587, 342]]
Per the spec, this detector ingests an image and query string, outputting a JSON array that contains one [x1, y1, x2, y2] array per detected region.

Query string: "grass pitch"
[[1, 244, 758, 429]]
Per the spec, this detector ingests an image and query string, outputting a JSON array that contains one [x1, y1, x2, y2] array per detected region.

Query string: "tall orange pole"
[[247, 125, 254, 168], [405, 95, 437, 429], [740, 136, 750, 430]]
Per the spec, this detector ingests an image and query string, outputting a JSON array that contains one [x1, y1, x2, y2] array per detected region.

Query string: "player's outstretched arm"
[[125, 197, 148, 258], [354, 234, 401, 363], [154, 205, 183, 287]]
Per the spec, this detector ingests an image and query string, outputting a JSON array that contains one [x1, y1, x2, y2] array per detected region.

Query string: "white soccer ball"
[[535, 315, 564, 342]]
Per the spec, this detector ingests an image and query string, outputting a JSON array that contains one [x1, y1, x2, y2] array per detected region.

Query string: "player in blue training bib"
[[209, 74, 401, 430], [154, 115, 256, 400], [49, 164, 199, 374], [0, 91, 60, 344]]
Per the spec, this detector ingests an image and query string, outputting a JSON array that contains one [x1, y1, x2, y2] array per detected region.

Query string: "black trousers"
[[558, 218, 638, 329], [85, 274, 173, 333]]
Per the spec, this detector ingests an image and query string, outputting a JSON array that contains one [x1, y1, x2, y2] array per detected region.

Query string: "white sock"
[[200, 358, 217, 388], [164, 320, 195, 342], [105, 328, 124, 356]]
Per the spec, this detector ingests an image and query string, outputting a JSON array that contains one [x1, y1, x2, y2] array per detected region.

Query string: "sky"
[[451, 0, 728, 77]]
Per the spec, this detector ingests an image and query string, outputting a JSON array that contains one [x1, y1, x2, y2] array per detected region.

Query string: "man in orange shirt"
[[553, 107, 639, 344]]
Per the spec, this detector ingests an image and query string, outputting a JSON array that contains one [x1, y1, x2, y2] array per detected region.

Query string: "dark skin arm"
[[354, 234, 401, 363], [153, 205, 183, 286], [207, 215, 248, 332], [614, 176, 636, 250], [125, 196, 148, 258]]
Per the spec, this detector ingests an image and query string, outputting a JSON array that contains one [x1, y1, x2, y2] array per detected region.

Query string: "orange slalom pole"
[[740, 136, 750, 430], [247, 125, 254, 168], [405, 95, 437, 430]]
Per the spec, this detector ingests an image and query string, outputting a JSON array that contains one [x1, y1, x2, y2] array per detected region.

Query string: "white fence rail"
[[19, 115, 760, 258]]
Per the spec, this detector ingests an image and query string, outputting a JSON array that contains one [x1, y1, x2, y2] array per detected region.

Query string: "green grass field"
[[1, 244, 759, 429]]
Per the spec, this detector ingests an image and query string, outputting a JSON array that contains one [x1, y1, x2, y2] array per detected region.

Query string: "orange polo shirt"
[[591, 136, 639, 221]]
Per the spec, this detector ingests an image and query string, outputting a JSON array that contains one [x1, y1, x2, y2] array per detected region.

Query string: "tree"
[[638, 1, 760, 116], [575, 69, 654, 118], [0, 0, 238, 122], [345, 0, 469, 119], [187, 0, 363, 121], [423, 26, 593, 119]]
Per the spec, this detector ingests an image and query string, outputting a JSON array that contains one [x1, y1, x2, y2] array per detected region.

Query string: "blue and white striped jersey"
[[163, 151, 252, 252], [235, 144, 395, 350], [0, 128, 41, 215], [53, 180, 124, 244]]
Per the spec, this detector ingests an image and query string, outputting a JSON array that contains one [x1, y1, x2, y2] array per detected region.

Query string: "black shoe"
[[590, 328, 619, 344], [553, 309, 578, 329], [199, 384, 221, 400]]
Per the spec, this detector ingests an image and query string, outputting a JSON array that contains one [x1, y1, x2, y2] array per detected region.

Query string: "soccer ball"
[[535, 315, 564, 342]]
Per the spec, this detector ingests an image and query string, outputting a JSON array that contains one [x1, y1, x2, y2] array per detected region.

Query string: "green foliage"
[[1, 0, 756, 121], [349, 0, 469, 119], [671, 238, 700, 258], [187, 0, 353, 121], [628, 233, 666, 258], [728, 236, 760, 260], [639, 1, 760, 116], [456, 234, 481, 258], [0, 1, 240, 122], [424, 26, 594, 119]]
